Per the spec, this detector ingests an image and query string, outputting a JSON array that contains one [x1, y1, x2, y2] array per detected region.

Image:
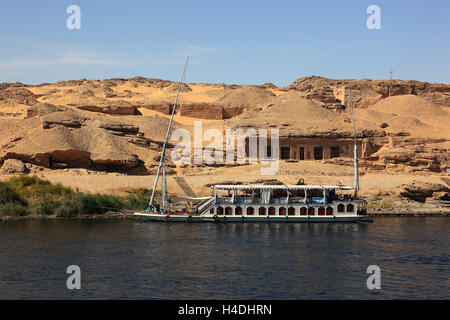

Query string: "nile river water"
[[0, 217, 448, 299]]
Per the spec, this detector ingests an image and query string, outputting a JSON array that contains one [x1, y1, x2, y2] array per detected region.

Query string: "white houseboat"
[[203, 184, 365, 222], [134, 184, 367, 222]]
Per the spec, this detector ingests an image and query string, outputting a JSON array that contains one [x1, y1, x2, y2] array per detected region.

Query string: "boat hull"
[[133, 213, 203, 222], [207, 216, 361, 222], [133, 212, 362, 223]]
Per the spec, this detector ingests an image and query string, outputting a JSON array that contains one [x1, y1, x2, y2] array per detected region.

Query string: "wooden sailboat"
[[133, 56, 206, 221]]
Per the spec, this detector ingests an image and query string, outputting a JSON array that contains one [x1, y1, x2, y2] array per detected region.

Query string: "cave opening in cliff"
[[330, 146, 340, 158], [314, 147, 323, 160], [280, 147, 290, 160]]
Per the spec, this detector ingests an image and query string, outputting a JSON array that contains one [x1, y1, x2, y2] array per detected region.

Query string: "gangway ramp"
[[174, 176, 197, 198]]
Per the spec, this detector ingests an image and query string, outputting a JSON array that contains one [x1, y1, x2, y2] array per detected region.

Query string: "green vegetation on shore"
[[0, 176, 153, 217]]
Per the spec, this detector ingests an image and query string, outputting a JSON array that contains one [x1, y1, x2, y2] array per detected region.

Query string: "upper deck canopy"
[[212, 185, 353, 191]]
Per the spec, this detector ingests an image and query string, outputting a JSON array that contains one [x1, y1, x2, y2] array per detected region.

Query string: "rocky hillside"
[[282, 76, 450, 109], [0, 76, 449, 176]]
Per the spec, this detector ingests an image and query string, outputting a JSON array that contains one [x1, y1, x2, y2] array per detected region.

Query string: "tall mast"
[[148, 56, 189, 210], [350, 89, 359, 200]]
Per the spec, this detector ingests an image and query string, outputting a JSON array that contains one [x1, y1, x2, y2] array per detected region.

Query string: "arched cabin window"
[[326, 207, 333, 216], [268, 207, 276, 216], [259, 207, 266, 216], [318, 207, 325, 216], [288, 207, 295, 216]]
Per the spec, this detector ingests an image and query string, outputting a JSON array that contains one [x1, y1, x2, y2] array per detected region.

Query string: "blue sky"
[[0, 0, 449, 85]]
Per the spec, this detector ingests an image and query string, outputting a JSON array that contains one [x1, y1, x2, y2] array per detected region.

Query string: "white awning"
[[212, 185, 353, 191]]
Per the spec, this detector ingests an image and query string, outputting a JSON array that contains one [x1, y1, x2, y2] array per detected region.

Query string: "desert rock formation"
[[0, 76, 448, 194]]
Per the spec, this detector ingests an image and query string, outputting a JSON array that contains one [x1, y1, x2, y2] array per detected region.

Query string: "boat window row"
[[211, 204, 354, 216]]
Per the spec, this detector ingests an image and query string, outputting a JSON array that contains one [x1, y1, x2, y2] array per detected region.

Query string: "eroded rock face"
[[399, 181, 450, 202], [98, 121, 139, 133], [41, 111, 84, 129], [139, 103, 173, 115], [51, 150, 92, 168], [0, 87, 37, 105], [26, 103, 66, 118], [0, 159, 28, 174], [1, 101, 152, 172], [282, 76, 450, 108], [77, 100, 137, 115], [3, 152, 51, 168], [0, 76, 448, 175], [178, 103, 248, 120], [180, 103, 223, 120], [372, 138, 449, 173], [164, 82, 192, 93], [91, 153, 139, 170], [362, 140, 383, 159], [257, 83, 278, 90]]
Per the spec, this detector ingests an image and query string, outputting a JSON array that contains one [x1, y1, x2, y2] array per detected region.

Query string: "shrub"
[[123, 188, 153, 210], [53, 200, 80, 217], [0, 176, 156, 217], [28, 198, 56, 215], [0, 202, 27, 216], [0, 181, 25, 205], [74, 193, 123, 215], [93, 194, 123, 212], [6, 176, 73, 198]]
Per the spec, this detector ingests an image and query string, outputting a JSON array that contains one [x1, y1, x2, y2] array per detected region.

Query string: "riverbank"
[[0, 176, 152, 220], [1, 201, 449, 221], [367, 198, 450, 216], [1, 176, 449, 220], [0, 211, 138, 221]]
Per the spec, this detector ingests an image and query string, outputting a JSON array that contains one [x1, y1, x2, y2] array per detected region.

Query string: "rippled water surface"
[[0, 217, 448, 299]]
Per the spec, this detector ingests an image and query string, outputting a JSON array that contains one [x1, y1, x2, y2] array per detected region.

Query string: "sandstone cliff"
[[0, 76, 448, 177]]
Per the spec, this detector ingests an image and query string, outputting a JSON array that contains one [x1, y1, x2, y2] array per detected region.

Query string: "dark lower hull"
[[133, 213, 363, 223]]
